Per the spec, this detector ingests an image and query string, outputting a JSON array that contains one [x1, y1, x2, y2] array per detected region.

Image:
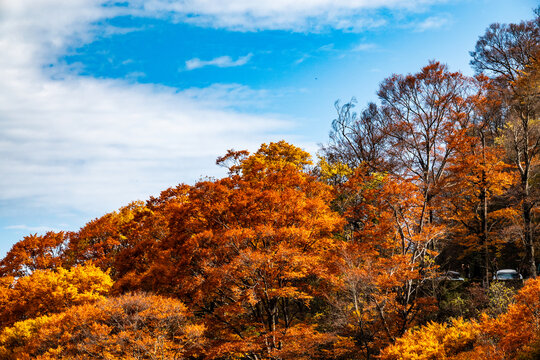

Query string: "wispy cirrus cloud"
[[185, 53, 253, 70], [414, 15, 452, 32], [351, 43, 377, 52], [133, 0, 446, 32]]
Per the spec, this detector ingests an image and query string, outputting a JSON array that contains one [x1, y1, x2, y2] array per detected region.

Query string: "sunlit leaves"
[[0, 265, 112, 328], [379, 317, 480, 360], [0, 293, 204, 359], [148, 141, 344, 359]]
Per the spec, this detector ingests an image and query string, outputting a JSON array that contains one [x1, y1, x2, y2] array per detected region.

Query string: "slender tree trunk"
[[520, 111, 536, 278], [480, 133, 490, 286], [522, 178, 536, 278]]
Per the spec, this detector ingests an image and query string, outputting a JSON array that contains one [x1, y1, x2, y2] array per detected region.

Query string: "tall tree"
[[377, 61, 471, 235], [64, 201, 156, 280], [470, 12, 540, 277], [144, 142, 344, 359], [441, 77, 516, 283], [326, 169, 440, 359]]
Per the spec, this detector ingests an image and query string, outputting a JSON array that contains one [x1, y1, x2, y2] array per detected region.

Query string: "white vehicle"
[[493, 269, 523, 280]]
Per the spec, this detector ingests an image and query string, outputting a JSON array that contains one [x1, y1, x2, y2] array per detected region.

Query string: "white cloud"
[[0, 1, 291, 218], [318, 44, 335, 52], [131, 0, 445, 32], [294, 55, 310, 65], [414, 15, 452, 32], [185, 53, 253, 70], [181, 83, 271, 108]]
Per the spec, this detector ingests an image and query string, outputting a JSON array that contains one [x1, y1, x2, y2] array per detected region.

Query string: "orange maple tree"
[[324, 168, 440, 359], [138, 141, 344, 359], [64, 201, 152, 272], [0, 231, 67, 277], [441, 77, 516, 281], [377, 62, 471, 234]]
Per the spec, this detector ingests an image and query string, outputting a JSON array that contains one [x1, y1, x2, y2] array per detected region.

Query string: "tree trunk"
[[481, 133, 490, 286], [522, 181, 537, 278]]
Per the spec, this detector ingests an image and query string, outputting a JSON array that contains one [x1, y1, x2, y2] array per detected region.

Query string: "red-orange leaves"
[[480, 278, 540, 359], [0, 232, 66, 277], [146, 142, 343, 359], [64, 201, 154, 274], [327, 170, 440, 358]]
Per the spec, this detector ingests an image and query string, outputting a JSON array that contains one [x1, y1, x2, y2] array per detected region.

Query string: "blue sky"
[[0, 0, 537, 256]]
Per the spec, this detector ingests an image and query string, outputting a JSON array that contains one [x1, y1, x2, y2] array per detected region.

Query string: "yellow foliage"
[[317, 155, 353, 183], [379, 318, 480, 360], [0, 293, 204, 360], [381, 278, 540, 360], [0, 264, 112, 328]]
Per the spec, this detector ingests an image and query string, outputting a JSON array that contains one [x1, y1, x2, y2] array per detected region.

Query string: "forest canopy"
[[1, 8, 538, 360]]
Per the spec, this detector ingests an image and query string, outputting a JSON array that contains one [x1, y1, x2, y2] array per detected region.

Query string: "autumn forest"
[[1, 9, 539, 360]]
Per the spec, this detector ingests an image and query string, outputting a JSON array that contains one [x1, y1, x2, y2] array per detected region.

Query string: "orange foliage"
[[327, 170, 441, 358], [0, 264, 112, 328], [479, 278, 540, 359], [378, 62, 471, 234], [64, 202, 152, 272], [0, 232, 66, 277], [441, 78, 517, 277], [380, 278, 540, 360], [139, 141, 344, 359], [0, 292, 204, 359]]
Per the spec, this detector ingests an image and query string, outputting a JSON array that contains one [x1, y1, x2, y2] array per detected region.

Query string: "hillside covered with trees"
[[0, 9, 538, 360]]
